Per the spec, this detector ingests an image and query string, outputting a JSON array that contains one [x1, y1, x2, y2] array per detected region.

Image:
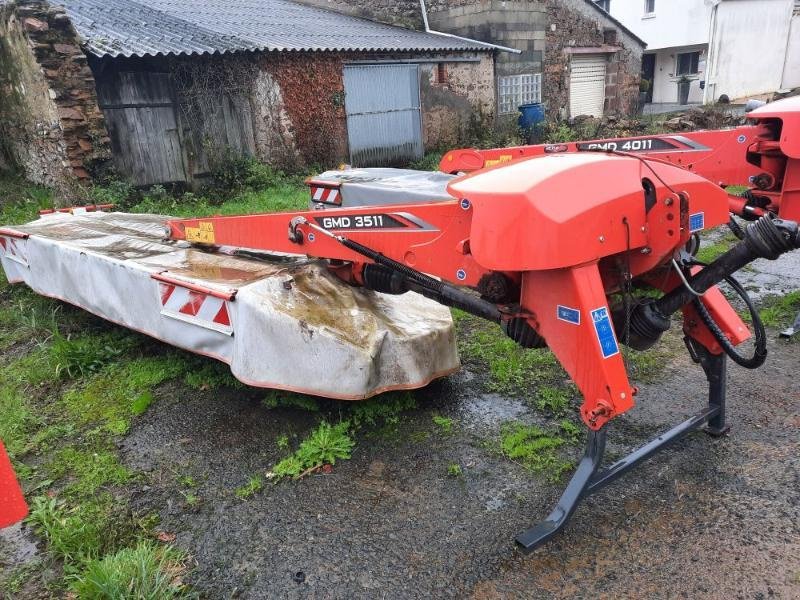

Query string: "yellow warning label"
[[485, 154, 513, 167], [185, 221, 215, 244]]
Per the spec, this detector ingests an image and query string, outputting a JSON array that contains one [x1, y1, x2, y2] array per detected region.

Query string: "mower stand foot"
[[515, 347, 728, 553], [515, 429, 606, 553], [779, 310, 800, 339]]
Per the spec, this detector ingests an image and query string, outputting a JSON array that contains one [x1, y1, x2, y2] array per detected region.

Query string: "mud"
[[108, 329, 798, 599]]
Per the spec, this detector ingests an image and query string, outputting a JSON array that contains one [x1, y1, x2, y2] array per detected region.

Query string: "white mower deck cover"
[[0, 212, 459, 399]]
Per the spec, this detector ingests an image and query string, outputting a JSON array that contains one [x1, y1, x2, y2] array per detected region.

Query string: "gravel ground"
[[2, 235, 798, 599], [109, 328, 798, 599]]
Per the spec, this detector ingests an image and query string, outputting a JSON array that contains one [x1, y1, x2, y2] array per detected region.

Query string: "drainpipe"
[[418, 0, 521, 54]]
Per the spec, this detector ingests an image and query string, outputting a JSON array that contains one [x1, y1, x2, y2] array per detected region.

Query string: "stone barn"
[[0, 0, 501, 189]]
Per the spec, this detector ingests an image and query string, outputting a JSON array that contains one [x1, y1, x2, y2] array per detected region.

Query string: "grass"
[[696, 231, 739, 263], [70, 541, 189, 599], [235, 475, 264, 500], [271, 421, 355, 480], [759, 291, 800, 329], [447, 463, 463, 477], [499, 421, 579, 482], [432, 414, 454, 434]]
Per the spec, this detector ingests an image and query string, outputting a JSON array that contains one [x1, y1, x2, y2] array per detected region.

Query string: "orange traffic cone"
[[0, 440, 27, 528]]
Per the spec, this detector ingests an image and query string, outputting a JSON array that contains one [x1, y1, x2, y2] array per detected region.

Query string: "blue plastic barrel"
[[518, 103, 546, 131]]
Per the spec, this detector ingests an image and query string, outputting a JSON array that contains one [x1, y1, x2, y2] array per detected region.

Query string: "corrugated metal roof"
[[54, 0, 495, 58]]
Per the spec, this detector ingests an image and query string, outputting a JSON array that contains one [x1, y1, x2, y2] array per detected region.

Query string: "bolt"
[[598, 235, 606, 243], [641, 247, 652, 254], [664, 197, 674, 206]]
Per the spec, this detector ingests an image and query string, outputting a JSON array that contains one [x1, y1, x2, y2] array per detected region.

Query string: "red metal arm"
[[168, 153, 745, 430], [440, 96, 800, 222]]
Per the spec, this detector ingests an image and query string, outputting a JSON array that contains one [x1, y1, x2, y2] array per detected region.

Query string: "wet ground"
[[2, 234, 799, 599], [106, 330, 798, 599]]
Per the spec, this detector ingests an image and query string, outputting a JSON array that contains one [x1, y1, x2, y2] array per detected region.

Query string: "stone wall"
[[545, 0, 642, 118], [419, 53, 496, 148], [0, 1, 110, 194]]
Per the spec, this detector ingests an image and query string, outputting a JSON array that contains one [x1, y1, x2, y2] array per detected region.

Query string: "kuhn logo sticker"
[[591, 307, 619, 359], [557, 305, 580, 325]]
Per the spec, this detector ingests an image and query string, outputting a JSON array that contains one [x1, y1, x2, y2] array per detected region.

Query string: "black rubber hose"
[[689, 269, 767, 369]]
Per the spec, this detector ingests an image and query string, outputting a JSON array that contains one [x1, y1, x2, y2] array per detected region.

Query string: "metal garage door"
[[343, 64, 423, 166], [569, 55, 607, 118]]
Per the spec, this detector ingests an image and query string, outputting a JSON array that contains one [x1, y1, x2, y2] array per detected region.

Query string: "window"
[[594, 0, 610, 12], [497, 73, 542, 114], [644, 0, 655, 15], [676, 51, 700, 76]]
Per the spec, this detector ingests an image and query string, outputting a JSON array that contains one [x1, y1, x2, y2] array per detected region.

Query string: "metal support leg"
[[779, 310, 800, 338], [694, 345, 729, 436], [515, 429, 606, 552], [515, 342, 729, 553]]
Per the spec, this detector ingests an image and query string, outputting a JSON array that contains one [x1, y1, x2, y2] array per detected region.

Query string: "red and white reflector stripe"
[[307, 180, 342, 206], [0, 235, 28, 267], [158, 282, 233, 335]]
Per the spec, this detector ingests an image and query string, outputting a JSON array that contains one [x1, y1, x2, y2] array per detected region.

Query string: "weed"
[[447, 463, 463, 477], [0, 561, 42, 595], [70, 541, 190, 599], [276, 434, 290, 451], [235, 475, 264, 499], [499, 422, 574, 481], [696, 231, 738, 263], [432, 415, 454, 434], [558, 419, 582, 444], [50, 331, 136, 379], [409, 152, 444, 172], [533, 386, 571, 414], [348, 392, 416, 429], [88, 178, 136, 208], [0, 174, 53, 224], [462, 328, 561, 393], [180, 491, 201, 508], [27, 496, 109, 569], [262, 391, 319, 412], [272, 421, 354, 479], [184, 359, 244, 390], [758, 291, 800, 329], [622, 345, 671, 383], [177, 475, 198, 488]]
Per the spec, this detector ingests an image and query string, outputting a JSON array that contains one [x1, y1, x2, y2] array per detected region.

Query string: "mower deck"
[[0, 211, 459, 398]]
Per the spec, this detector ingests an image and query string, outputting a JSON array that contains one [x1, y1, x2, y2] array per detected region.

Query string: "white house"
[[598, 0, 712, 104], [704, 0, 800, 102], [601, 0, 800, 105]]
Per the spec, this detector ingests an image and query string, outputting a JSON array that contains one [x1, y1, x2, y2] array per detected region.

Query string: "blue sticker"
[[308, 232, 316, 242], [591, 307, 619, 359], [689, 212, 705, 232], [456, 269, 467, 281], [557, 305, 581, 325], [737, 134, 746, 143], [460, 198, 471, 210]]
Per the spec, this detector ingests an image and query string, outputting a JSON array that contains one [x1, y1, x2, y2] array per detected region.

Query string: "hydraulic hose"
[[626, 215, 800, 351]]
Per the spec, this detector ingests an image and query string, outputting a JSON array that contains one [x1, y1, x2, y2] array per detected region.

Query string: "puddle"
[[459, 393, 530, 429], [0, 522, 39, 567]]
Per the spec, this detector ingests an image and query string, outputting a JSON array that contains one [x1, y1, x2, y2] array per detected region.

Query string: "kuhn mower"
[[2, 97, 800, 550]]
